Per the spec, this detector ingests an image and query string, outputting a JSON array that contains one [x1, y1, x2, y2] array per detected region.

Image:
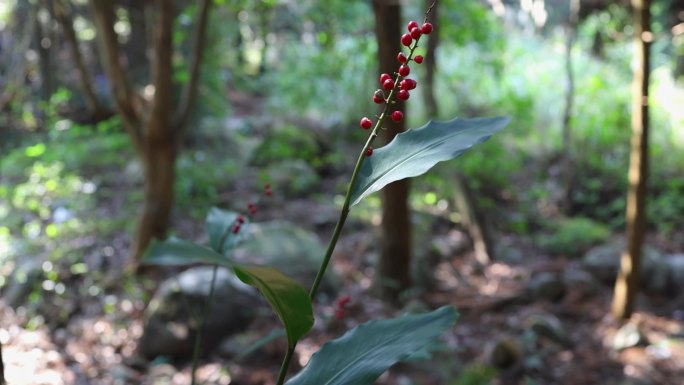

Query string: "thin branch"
[[89, 0, 142, 146], [53, 0, 105, 115], [172, 0, 212, 135]]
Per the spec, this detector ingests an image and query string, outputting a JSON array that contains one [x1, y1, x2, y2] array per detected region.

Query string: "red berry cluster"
[[359, 20, 433, 157], [231, 181, 274, 235]]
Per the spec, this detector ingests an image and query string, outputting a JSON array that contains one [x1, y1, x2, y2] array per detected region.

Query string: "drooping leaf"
[[233, 265, 314, 348], [285, 306, 458, 385], [141, 236, 231, 266], [205, 207, 248, 254], [350, 116, 510, 206]]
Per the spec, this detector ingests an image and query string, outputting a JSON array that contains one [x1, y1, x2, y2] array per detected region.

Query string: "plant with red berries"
[[142, 2, 510, 384]]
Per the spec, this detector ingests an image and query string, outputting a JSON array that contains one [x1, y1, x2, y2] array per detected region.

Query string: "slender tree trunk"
[[372, 0, 412, 301], [34, 3, 54, 103], [454, 175, 495, 264], [559, 0, 580, 213], [122, 0, 150, 85], [0, 339, 5, 385], [612, 0, 650, 319], [90, 0, 212, 270], [53, 0, 106, 117], [132, 140, 176, 262], [423, 0, 439, 118]]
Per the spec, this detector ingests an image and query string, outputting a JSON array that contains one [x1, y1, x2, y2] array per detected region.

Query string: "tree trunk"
[[34, 2, 54, 103], [559, 0, 580, 213], [90, 0, 211, 270], [131, 139, 176, 266], [453, 174, 495, 264], [0, 339, 5, 385], [372, 0, 412, 302], [423, 0, 439, 118], [612, 0, 650, 319]]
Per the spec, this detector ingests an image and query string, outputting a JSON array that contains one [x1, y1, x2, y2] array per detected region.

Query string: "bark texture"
[[612, 0, 650, 319], [372, 0, 412, 301]]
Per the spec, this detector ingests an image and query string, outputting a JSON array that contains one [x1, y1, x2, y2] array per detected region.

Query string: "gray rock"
[[581, 240, 669, 294], [524, 314, 574, 348], [667, 254, 684, 290], [234, 221, 337, 294], [563, 268, 599, 296], [138, 266, 259, 359], [612, 323, 648, 351], [3, 259, 43, 309], [528, 272, 565, 302]]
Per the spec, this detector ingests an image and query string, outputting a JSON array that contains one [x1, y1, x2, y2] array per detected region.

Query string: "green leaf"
[[141, 236, 231, 266], [205, 207, 248, 254], [350, 116, 510, 206], [285, 306, 458, 385], [233, 265, 314, 348]]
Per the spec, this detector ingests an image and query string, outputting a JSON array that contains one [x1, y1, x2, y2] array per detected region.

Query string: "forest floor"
[[2, 94, 684, 385]]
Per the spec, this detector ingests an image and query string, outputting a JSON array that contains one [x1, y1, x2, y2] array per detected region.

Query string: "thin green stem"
[[191, 264, 219, 385], [276, 346, 296, 385], [274, 32, 425, 385]]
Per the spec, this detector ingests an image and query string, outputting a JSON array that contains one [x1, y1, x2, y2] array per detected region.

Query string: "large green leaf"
[[285, 306, 458, 385], [350, 116, 510, 206], [233, 265, 314, 348], [205, 207, 248, 254], [141, 236, 231, 266]]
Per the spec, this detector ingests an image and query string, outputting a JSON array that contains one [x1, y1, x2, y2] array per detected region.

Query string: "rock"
[[581, 239, 669, 294], [562, 268, 599, 296], [612, 323, 648, 351], [485, 336, 523, 370], [138, 266, 259, 359], [234, 221, 337, 295], [667, 254, 684, 290], [528, 272, 565, 302], [524, 314, 574, 349], [3, 259, 43, 310]]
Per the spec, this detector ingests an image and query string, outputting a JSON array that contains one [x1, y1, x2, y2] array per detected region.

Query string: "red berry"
[[360, 117, 372, 129], [265, 189, 272, 197], [397, 52, 407, 63], [414, 55, 424, 64], [400, 78, 417, 90], [366, 146, 373, 157], [398, 65, 410, 77], [397, 89, 410, 100], [232, 224, 241, 234], [373, 95, 384, 104], [380, 73, 392, 84], [247, 202, 257, 214], [236, 215, 245, 224], [421, 22, 433, 35], [382, 79, 394, 90], [337, 295, 352, 307], [391, 110, 404, 122], [401, 33, 412, 47], [407, 20, 419, 32], [335, 309, 344, 320], [410, 27, 422, 40]]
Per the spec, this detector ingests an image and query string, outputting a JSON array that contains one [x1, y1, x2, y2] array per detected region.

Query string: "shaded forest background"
[[1, 0, 684, 384]]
